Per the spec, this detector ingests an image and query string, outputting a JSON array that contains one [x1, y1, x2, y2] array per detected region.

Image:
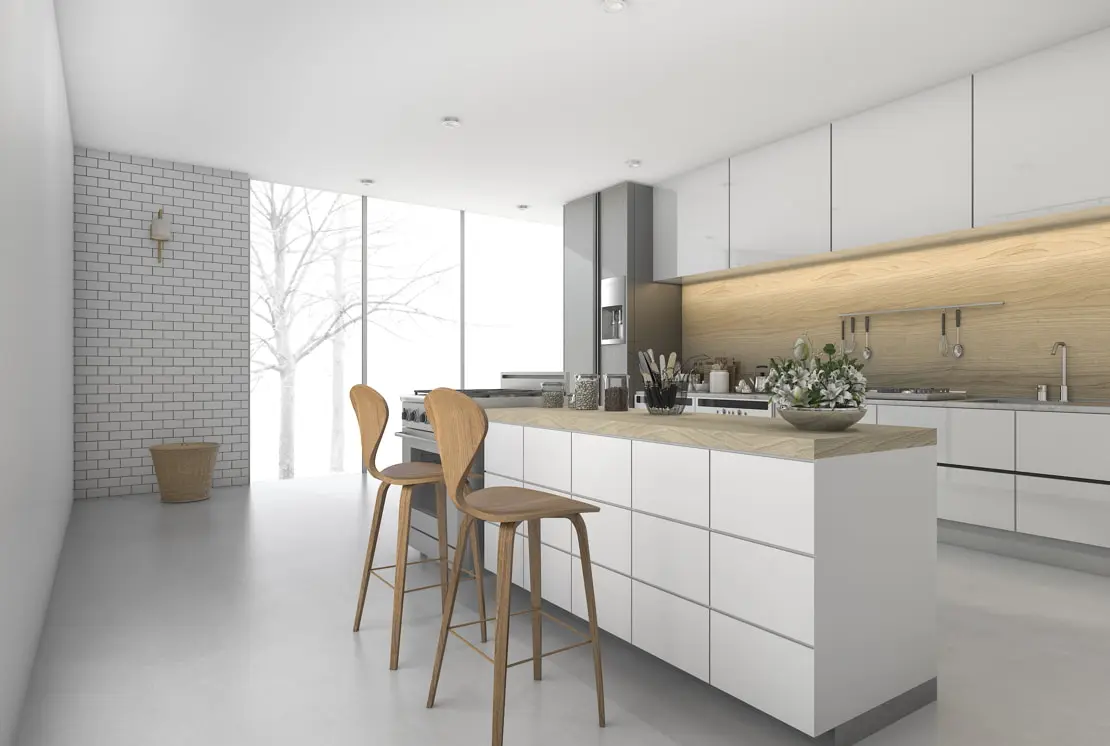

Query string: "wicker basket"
[[149, 443, 219, 503]]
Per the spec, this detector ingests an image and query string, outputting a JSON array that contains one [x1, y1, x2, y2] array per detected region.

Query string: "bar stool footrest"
[[447, 609, 593, 666]]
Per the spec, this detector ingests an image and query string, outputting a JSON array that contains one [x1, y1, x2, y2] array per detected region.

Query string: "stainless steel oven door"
[[396, 432, 481, 560]]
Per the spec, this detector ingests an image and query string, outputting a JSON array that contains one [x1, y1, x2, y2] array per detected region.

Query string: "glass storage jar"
[[602, 373, 630, 412], [572, 374, 600, 410], [541, 381, 565, 408]]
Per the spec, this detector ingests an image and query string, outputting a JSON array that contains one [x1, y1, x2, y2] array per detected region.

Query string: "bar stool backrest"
[[424, 387, 488, 513], [349, 384, 389, 480]]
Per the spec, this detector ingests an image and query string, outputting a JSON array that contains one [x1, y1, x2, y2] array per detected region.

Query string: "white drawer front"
[[1017, 475, 1110, 549], [937, 467, 1014, 531], [947, 408, 1014, 470], [572, 559, 632, 642], [710, 533, 814, 645], [540, 545, 573, 611], [485, 423, 523, 479], [632, 581, 709, 681], [522, 484, 573, 554], [632, 441, 709, 526], [858, 407, 878, 424], [1017, 411, 1110, 481], [572, 432, 632, 507], [522, 427, 572, 492], [571, 497, 632, 576], [632, 513, 709, 605], [485, 522, 528, 589], [710, 611, 816, 736], [710, 451, 814, 554]]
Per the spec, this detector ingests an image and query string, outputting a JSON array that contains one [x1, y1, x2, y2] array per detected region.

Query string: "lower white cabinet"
[[710, 451, 814, 554], [540, 545, 573, 611], [522, 427, 571, 492], [632, 512, 709, 605], [570, 496, 632, 576], [485, 521, 528, 589], [858, 407, 878, 425], [1017, 411, 1110, 482], [572, 559, 632, 642], [571, 433, 632, 507], [484, 473, 521, 490], [485, 423, 523, 479], [710, 533, 814, 646], [1017, 475, 1110, 549], [632, 580, 709, 682], [632, 441, 709, 525], [522, 484, 573, 554], [710, 611, 815, 736], [937, 467, 1014, 531]]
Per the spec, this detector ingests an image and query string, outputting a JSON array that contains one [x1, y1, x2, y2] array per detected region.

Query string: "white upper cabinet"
[[832, 78, 972, 251], [730, 125, 831, 268], [653, 159, 730, 281], [974, 27, 1110, 225]]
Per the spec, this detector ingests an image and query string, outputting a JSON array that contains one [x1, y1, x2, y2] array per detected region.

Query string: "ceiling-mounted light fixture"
[[625, 159, 642, 168], [601, 0, 627, 12], [359, 178, 375, 185], [441, 116, 462, 128]]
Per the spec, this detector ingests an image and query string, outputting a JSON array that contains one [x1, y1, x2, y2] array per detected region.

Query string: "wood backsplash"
[[682, 220, 1110, 399]]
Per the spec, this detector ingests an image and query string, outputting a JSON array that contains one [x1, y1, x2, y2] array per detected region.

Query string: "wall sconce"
[[150, 207, 172, 264]]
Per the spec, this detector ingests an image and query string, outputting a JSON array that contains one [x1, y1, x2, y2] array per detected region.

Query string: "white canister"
[[709, 370, 729, 394]]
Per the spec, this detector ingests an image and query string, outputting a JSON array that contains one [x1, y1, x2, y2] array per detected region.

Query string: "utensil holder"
[[644, 379, 689, 415]]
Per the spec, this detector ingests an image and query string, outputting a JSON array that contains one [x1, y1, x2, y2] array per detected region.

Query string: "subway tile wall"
[[72, 147, 250, 498]]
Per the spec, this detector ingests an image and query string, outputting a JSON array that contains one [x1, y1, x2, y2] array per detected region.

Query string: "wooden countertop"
[[485, 408, 936, 461]]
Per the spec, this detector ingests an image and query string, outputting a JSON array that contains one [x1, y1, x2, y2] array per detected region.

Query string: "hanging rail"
[[836, 301, 1004, 318]]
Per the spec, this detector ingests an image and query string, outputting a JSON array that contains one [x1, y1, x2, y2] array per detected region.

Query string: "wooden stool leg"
[[527, 519, 542, 681], [468, 518, 488, 643], [353, 480, 389, 632], [570, 515, 606, 727], [491, 522, 517, 746], [389, 485, 414, 670], [435, 481, 449, 606], [427, 515, 473, 709]]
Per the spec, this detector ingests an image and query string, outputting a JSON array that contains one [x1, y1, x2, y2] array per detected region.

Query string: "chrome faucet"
[[1051, 342, 1068, 402]]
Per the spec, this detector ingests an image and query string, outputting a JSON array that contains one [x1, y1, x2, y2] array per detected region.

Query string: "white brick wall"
[[72, 147, 250, 498]]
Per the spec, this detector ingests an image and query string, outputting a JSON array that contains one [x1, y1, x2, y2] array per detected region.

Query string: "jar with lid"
[[541, 381, 565, 408], [602, 373, 630, 412], [572, 374, 600, 410]]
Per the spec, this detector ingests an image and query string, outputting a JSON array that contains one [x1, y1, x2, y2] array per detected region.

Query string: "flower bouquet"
[[767, 335, 868, 432]]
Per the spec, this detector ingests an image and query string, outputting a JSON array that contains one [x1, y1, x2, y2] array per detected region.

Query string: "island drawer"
[[632, 441, 709, 526], [710, 533, 814, 646], [485, 423, 523, 480], [570, 496, 632, 576], [572, 432, 632, 507], [632, 580, 709, 681], [632, 512, 709, 605], [523, 427, 571, 492], [710, 451, 814, 554], [572, 559, 632, 642], [710, 611, 815, 736]]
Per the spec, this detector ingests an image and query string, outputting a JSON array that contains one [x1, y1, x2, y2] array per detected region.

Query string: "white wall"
[[0, 0, 74, 742]]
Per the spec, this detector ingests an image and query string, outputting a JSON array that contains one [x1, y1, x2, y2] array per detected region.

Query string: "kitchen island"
[[481, 408, 938, 745]]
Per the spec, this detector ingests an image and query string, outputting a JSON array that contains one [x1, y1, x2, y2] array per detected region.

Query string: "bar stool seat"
[[378, 461, 444, 483], [465, 486, 598, 523]]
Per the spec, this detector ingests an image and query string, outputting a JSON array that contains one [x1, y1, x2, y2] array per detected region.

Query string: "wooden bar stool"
[[349, 385, 487, 670], [423, 387, 605, 746]]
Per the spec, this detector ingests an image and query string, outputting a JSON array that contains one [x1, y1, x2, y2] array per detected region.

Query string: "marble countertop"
[[485, 408, 935, 462], [864, 397, 1110, 414]]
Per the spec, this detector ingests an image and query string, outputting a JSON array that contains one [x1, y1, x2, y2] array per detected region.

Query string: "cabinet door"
[[730, 125, 830, 267], [937, 467, 1015, 531], [653, 159, 729, 280], [571, 432, 631, 507], [876, 405, 947, 463], [832, 78, 972, 250], [570, 496, 631, 576], [632, 441, 709, 525], [522, 427, 571, 492], [632, 581, 709, 681], [520, 487, 573, 554], [858, 406, 878, 425], [947, 408, 1014, 470], [485, 522, 528, 589], [1017, 475, 1110, 549], [572, 559, 632, 642], [710, 451, 814, 554], [540, 545, 573, 611], [1017, 411, 1110, 481], [974, 27, 1110, 225], [632, 513, 709, 605], [710, 533, 815, 645], [710, 612, 816, 736], [485, 423, 523, 479]]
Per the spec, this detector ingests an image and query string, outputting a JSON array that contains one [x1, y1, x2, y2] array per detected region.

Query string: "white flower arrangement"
[[767, 335, 867, 410]]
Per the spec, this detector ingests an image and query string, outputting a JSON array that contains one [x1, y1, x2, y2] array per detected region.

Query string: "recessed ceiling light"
[[601, 0, 627, 12], [359, 178, 375, 185], [625, 159, 642, 168], [441, 116, 462, 128], [516, 204, 530, 211]]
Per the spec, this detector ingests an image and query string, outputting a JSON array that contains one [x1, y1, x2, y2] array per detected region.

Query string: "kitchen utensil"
[[952, 309, 964, 358], [666, 352, 677, 379], [939, 312, 949, 357], [846, 317, 857, 354], [639, 351, 659, 388], [660, 354, 668, 381], [840, 319, 847, 354], [862, 316, 873, 360]]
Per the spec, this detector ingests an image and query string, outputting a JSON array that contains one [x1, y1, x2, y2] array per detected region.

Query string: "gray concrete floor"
[[14, 474, 1110, 746]]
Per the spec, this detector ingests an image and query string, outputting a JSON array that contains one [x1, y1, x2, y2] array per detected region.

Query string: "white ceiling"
[[54, 0, 1110, 224]]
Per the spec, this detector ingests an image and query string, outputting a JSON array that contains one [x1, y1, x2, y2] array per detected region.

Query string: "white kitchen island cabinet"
[[482, 408, 938, 744]]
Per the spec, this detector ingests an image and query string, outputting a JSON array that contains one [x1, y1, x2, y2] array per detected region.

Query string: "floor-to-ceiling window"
[[250, 185, 558, 480]]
